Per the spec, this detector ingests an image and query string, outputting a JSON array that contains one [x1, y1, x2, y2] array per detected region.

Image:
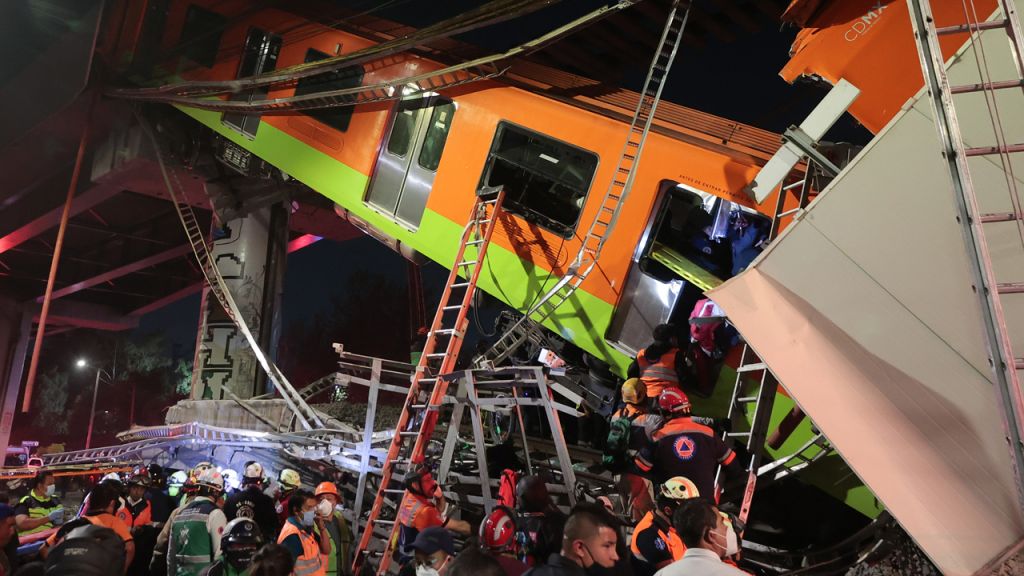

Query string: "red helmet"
[[658, 388, 691, 415], [479, 506, 516, 551]]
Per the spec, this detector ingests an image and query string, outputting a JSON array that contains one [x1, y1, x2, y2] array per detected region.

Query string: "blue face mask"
[[301, 509, 315, 527], [45, 485, 55, 497]]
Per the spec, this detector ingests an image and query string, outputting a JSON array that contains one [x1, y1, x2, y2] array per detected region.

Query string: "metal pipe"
[[85, 369, 102, 449], [22, 91, 96, 412]]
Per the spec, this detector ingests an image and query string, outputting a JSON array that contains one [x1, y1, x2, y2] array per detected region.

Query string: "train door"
[[606, 181, 772, 354], [366, 95, 456, 229]]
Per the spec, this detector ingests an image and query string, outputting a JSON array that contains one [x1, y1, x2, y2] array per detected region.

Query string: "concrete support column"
[[0, 300, 31, 452], [193, 202, 289, 400]]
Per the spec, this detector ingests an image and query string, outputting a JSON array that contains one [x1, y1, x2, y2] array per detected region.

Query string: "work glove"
[[48, 508, 64, 525]]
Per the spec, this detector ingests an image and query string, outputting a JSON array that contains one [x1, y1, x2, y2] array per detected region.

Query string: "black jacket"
[[525, 554, 587, 576]]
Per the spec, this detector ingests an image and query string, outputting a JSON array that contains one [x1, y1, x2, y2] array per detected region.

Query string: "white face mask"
[[416, 565, 439, 576], [710, 525, 739, 557], [316, 499, 333, 518]]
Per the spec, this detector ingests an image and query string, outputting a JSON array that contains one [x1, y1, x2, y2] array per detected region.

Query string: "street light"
[[75, 359, 112, 449]]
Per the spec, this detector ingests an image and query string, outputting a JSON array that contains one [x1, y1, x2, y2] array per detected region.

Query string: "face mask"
[[301, 509, 315, 527], [709, 526, 739, 558], [416, 565, 439, 576], [316, 499, 334, 518], [45, 485, 55, 497], [580, 543, 616, 576]]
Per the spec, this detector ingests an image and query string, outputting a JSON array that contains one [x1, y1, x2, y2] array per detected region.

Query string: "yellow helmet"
[[621, 378, 647, 405], [279, 468, 301, 490], [660, 476, 700, 501]]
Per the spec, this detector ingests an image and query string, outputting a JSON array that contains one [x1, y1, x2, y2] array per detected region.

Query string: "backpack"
[[602, 411, 639, 471]]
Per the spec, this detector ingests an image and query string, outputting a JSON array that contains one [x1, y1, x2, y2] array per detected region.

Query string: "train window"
[[179, 5, 225, 69], [294, 49, 364, 132], [417, 103, 456, 171], [387, 105, 418, 157], [222, 28, 282, 139], [480, 123, 598, 238]]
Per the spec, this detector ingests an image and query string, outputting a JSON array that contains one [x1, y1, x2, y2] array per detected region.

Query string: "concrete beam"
[[39, 244, 191, 302]]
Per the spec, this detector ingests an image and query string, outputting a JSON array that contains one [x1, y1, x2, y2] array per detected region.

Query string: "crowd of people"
[[0, 461, 353, 576], [0, 318, 749, 576]]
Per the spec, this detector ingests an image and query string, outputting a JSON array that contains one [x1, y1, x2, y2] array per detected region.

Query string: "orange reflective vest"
[[127, 499, 152, 528], [638, 348, 680, 398], [278, 521, 326, 576]]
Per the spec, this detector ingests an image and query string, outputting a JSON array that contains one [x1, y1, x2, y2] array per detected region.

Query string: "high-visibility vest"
[[313, 512, 352, 575], [638, 348, 680, 397], [168, 498, 218, 576], [629, 511, 686, 563], [279, 520, 326, 576], [17, 493, 61, 535]]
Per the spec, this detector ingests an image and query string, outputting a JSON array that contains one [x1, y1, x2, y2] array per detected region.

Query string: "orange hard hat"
[[315, 481, 339, 498]]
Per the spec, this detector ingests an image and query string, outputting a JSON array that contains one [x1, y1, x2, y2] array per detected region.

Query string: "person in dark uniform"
[[634, 389, 742, 499], [224, 462, 280, 543]]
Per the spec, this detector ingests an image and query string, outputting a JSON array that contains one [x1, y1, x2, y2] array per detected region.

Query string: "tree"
[[36, 369, 69, 436]]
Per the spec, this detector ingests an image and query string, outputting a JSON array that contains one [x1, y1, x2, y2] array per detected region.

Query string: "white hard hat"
[[197, 468, 224, 491], [243, 462, 264, 480]]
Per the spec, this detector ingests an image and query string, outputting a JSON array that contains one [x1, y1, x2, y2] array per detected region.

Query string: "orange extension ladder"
[[907, 0, 1024, 501], [351, 187, 506, 576]]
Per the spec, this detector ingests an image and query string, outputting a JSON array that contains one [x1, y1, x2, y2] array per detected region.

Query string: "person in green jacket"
[[168, 468, 227, 576], [313, 482, 353, 576]]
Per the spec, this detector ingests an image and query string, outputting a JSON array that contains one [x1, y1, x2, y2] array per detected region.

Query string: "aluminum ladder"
[[478, 1, 692, 367], [351, 187, 506, 576], [435, 367, 579, 514], [907, 0, 1024, 503], [715, 343, 778, 524]]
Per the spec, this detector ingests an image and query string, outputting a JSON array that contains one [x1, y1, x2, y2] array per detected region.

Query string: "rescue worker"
[[634, 389, 741, 500], [630, 477, 698, 576], [148, 464, 175, 524], [395, 467, 471, 565], [313, 482, 353, 576], [225, 462, 280, 543], [42, 482, 135, 569], [152, 469, 201, 575], [656, 498, 745, 576], [512, 476, 565, 567], [277, 490, 329, 575], [167, 468, 228, 576], [479, 506, 528, 576], [200, 517, 264, 576], [126, 469, 154, 529], [44, 524, 128, 576], [602, 378, 656, 521], [15, 471, 63, 536], [628, 324, 689, 400], [399, 527, 454, 576], [168, 471, 188, 504], [273, 469, 302, 525], [688, 298, 725, 398], [523, 504, 619, 576]]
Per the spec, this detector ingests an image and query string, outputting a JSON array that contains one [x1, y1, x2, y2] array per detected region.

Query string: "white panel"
[[710, 4, 1024, 573]]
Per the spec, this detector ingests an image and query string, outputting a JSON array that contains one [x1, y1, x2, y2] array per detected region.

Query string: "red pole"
[[22, 91, 96, 412]]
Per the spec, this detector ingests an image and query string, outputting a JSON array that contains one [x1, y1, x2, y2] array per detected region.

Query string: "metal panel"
[[605, 263, 682, 355], [709, 12, 1024, 567]]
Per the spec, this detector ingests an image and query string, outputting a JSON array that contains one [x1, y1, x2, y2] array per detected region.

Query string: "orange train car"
[[107, 1, 790, 376]]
